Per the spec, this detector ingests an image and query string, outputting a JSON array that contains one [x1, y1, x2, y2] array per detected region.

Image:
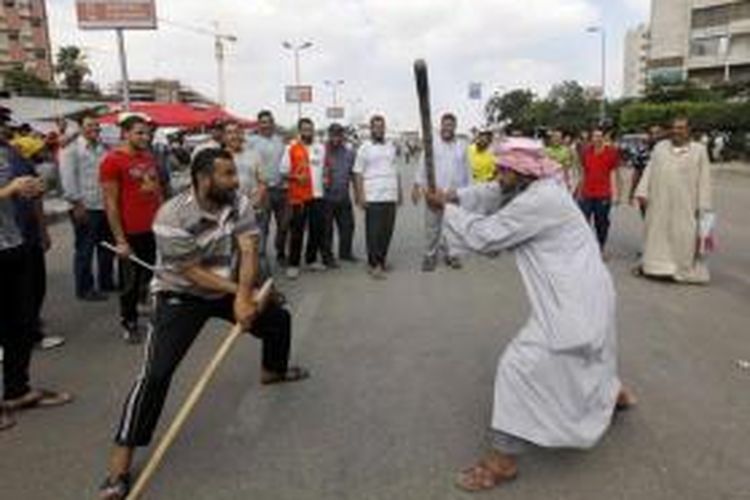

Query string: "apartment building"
[[0, 0, 53, 88], [624, 24, 650, 97], [648, 0, 750, 85]]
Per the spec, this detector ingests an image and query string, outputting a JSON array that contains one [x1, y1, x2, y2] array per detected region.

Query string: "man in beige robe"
[[634, 117, 713, 284]]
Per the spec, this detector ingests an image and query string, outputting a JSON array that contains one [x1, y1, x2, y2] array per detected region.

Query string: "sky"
[[46, 0, 651, 131]]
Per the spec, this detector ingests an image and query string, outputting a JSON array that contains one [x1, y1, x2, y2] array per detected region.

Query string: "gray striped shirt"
[[151, 190, 259, 299]]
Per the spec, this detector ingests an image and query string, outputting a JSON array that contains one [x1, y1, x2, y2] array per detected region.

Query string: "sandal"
[[615, 387, 638, 412], [4, 388, 73, 412], [455, 456, 518, 492], [0, 407, 16, 431], [98, 473, 131, 500], [261, 366, 311, 385]]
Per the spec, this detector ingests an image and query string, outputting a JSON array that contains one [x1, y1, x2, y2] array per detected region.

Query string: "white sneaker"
[[309, 262, 327, 272], [286, 267, 300, 280]]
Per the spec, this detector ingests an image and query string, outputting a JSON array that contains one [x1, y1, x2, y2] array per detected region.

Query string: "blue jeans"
[[578, 197, 612, 248], [72, 209, 115, 297]]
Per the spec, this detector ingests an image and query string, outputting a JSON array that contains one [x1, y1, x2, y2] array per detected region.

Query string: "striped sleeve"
[[234, 195, 260, 237], [153, 206, 200, 264]]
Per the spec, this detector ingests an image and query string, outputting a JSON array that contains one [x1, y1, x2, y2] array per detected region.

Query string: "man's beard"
[[208, 184, 237, 206]]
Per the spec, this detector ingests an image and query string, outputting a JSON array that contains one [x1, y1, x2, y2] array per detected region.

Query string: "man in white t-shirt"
[[353, 115, 402, 279], [223, 121, 265, 205]]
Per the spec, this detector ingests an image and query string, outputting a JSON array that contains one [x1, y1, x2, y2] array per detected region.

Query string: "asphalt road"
[[2, 168, 749, 500]]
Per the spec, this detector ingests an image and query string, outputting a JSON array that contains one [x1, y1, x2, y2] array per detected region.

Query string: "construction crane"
[[159, 18, 237, 107]]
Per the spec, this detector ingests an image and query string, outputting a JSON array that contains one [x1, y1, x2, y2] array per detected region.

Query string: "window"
[[692, 5, 731, 29], [690, 37, 722, 57], [8, 31, 19, 42], [734, 1, 750, 21], [30, 17, 42, 28], [3, 0, 16, 7], [34, 48, 45, 60]]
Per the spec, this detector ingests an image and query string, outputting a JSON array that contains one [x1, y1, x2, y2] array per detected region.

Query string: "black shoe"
[[421, 257, 437, 272], [99, 473, 131, 500], [80, 291, 108, 302], [446, 257, 463, 270], [121, 320, 142, 345]]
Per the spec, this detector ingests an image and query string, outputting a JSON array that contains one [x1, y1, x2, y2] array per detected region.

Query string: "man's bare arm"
[[101, 181, 129, 254]]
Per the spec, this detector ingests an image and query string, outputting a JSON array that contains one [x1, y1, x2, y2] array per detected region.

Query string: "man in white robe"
[[634, 117, 713, 284], [426, 138, 635, 492]]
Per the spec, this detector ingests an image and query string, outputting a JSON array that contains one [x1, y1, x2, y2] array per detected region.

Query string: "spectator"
[[281, 118, 326, 279], [322, 123, 356, 265], [248, 111, 289, 267], [579, 128, 620, 255], [1, 111, 72, 432], [60, 115, 115, 302], [101, 115, 164, 343], [354, 115, 402, 279], [468, 129, 496, 183], [412, 113, 472, 272]]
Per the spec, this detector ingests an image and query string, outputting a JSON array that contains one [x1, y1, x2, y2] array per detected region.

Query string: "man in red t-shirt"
[[101, 115, 163, 343], [579, 128, 620, 252]]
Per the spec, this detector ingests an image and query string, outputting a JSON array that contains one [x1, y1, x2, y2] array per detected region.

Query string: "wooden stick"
[[126, 279, 274, 500], [414, 59, 436, 191]]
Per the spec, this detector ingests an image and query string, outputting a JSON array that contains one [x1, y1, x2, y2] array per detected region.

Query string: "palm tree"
[[55, 46, 91, 95]]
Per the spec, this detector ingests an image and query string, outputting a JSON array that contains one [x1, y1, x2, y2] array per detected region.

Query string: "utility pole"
[[283, 41, 313, 122], [214, 22, 237, 108], [115, 28, 131, 110]]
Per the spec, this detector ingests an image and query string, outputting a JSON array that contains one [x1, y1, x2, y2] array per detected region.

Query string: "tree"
[[55, 46, 91, 95], [485, 89, 535, 131], [2, 67, 52, 96]]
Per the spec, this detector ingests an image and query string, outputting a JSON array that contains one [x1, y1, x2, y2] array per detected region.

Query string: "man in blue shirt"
[[322, 123, 356, 264]]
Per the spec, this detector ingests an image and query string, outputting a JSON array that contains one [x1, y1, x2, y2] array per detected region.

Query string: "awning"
[[97, 102, 256, 129]]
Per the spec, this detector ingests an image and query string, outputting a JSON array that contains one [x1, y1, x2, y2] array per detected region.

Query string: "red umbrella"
[[98, 102, 255, 129]]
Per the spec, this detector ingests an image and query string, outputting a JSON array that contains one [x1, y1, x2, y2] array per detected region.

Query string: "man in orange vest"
[[280, 118, 326, 279]]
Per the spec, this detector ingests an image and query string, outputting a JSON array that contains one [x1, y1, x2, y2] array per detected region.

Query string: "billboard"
[[326, 107, 345, 119], [285, 85, 313, 104], [76, 0, 157, 30]]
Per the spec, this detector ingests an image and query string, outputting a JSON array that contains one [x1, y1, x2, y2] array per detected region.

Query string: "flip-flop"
[[4, 388, 73, 412], [261, 366, 311, 385]]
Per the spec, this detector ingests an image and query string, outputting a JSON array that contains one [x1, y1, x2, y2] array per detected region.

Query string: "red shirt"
[[581, 145, 619, 198], [100, 147, 162, 234]]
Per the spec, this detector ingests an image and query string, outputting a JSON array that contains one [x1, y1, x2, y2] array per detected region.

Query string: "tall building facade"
[[624, 24, 651, 97], [0, 0, 53, 88], [648, 0, 750, 85]]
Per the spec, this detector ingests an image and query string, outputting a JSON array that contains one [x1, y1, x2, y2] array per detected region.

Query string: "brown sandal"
[[4, 388, 73, 412], [455, 457, 518, 492]]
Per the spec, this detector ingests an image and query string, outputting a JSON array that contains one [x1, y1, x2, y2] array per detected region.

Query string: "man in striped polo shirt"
[[99, 148, 309, 499]]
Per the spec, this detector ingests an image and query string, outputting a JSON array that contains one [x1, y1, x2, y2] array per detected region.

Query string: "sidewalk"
[[713, 161, 750, 176]]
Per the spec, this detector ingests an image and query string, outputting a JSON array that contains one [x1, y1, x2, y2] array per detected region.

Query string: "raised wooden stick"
[[126, 279, 274, 500], [414, 59, 436, 192]]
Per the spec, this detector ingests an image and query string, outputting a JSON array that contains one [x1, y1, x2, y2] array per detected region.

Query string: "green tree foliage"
[[55, 46, 91, 95], [620, 101, 750, 133], [485, 88, 535, 130], [2, 67, 53, 96], [484, 81, 599, 134]]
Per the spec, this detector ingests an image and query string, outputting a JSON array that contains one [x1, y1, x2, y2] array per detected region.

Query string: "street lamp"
[[324, 79, 345, 107], [587, 26, 607, 124], [283, 41, 314, 121]]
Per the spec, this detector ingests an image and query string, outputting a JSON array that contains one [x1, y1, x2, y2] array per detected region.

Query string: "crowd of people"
[[0, 99, 716, 497]]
